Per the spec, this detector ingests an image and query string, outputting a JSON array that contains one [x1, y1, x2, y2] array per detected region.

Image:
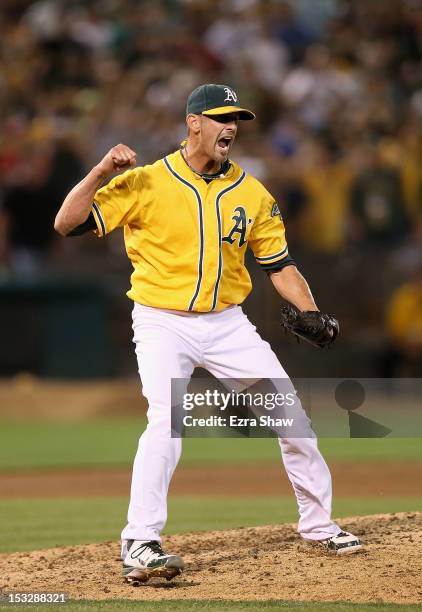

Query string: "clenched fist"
[[96, 144, 137, 178]]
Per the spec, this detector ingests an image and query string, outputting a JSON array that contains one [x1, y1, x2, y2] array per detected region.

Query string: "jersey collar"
[[179, 144, 231, 181], [166, 149, 239, 185]]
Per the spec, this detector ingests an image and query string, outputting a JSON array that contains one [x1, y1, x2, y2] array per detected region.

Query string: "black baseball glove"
[[280, 305, 339, 349]]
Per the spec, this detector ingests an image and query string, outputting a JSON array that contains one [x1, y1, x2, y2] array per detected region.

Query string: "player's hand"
[[96, 144, 137, 178], [280, 305, 339, 349]]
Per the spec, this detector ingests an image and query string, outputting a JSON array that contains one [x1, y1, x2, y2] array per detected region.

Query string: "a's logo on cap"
[[224, 87, 237, 103]]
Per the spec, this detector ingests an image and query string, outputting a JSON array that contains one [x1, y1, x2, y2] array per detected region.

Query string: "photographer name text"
[[183, 415, 294, 427]]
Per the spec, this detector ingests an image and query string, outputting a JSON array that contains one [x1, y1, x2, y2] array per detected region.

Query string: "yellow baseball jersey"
[[92, 149, 293, 312]]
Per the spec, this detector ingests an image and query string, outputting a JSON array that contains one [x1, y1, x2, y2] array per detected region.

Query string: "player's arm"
[[54, 144, 137, 236], [248, 190, 319, 312], [268, 266, 318, 312]]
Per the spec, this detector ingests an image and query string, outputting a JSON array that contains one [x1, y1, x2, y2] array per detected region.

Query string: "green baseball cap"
[[186, 84, 255, 121]]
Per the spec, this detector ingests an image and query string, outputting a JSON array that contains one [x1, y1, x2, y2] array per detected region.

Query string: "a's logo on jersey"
[[271, 203, 281, 218], [223, 206, 252, 247], [224, 87, 237, 103]]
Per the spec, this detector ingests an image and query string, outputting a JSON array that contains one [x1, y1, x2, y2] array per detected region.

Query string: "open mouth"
[[217, 136, 232, 152]]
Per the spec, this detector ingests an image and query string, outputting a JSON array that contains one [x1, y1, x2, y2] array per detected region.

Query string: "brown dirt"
[[1, 462, 421, 499], [0, 513, 421, 604], [0, 377, 146, 420]]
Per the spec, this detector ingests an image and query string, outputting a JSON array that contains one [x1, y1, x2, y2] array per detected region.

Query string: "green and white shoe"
[[122, 540, 184, 585], [318, 531, 362, 555]]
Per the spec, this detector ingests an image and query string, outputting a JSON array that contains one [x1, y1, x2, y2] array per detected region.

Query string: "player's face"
[[200, 113, 239, 163]]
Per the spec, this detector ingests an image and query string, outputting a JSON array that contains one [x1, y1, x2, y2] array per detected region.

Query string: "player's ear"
[[186, 114, 201, 135]]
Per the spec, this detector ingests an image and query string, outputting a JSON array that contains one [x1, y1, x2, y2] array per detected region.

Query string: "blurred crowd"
[[0, 0, 421, 371]]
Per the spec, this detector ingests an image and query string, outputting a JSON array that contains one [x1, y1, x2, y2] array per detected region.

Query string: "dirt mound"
[[0, 513, 421, 604]]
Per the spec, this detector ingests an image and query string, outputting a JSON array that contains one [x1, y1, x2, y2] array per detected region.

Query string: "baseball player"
[[55, 84, 361, 584]]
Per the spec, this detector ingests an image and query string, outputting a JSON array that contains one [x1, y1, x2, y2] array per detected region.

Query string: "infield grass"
[[0, 495, 421, 554], [0, 418, 421, 471], [0, 600, 420, 611], [63, 603, 422, 612]]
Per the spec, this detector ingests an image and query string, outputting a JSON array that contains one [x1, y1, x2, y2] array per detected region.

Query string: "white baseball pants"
[[121, 303, 341, 543]]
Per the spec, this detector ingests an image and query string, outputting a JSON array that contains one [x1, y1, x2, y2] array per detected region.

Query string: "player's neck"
[[183, 140, 220, 175]]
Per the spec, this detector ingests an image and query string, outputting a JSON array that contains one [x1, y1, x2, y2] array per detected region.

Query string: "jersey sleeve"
[[248, 191, 295, 272], [91, 168, 142, 237]]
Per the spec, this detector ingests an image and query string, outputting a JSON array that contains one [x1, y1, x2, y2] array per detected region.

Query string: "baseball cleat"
[[318, 531, 362, 555], [122, 540, 184, 585]]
